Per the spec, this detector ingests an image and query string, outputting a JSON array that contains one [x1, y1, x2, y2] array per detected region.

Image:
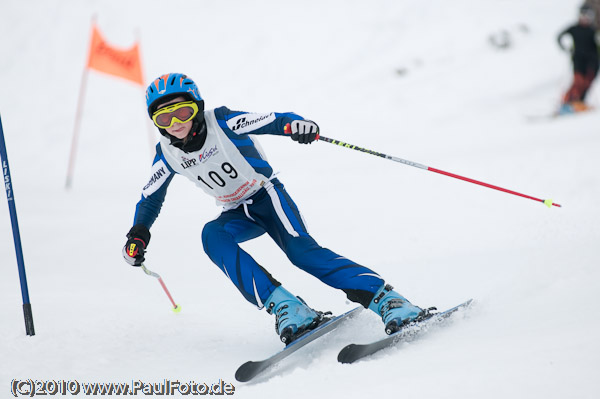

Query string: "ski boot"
[[265, 286, 328, 345], [368, 284, 431, 335], [557, 102, 575, 115], [571, 101, 589, 113]]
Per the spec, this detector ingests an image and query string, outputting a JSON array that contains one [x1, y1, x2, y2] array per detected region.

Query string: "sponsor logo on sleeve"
[[227, 112, 275, 134], [142, 159, 171, 197]]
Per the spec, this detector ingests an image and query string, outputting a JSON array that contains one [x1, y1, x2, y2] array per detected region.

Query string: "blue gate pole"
[[0, 113, 35, 336]]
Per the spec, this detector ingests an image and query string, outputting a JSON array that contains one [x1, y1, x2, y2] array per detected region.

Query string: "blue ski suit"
[[132, 106, 385, 308]]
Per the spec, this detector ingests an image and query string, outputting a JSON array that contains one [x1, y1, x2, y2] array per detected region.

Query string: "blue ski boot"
[[265, 286, 324, 344], [557, 102, 574, 115], [368, 284, 426, 335]]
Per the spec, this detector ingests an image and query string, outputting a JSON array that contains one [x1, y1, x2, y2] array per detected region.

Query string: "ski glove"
[[288, 120, 320, 144], [122, 224, 151, 266]]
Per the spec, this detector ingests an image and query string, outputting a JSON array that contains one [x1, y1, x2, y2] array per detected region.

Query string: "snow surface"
[[1, 0, 599, 398]]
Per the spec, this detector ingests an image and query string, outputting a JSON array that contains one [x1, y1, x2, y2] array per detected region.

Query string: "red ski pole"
[[141, 264, 181, 313], [289, 126, 561, 208]]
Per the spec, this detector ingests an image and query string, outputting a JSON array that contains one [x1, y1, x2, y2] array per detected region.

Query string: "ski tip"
[[235, 361, 258, 383], [337, 344, 360, 364], [458, 299, 474, 310]]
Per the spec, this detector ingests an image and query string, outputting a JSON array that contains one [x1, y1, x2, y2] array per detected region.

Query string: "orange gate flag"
[[87, 24, 144, 86]]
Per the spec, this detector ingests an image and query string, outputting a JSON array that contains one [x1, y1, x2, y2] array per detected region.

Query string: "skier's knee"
[[202, 220, 224, 254]]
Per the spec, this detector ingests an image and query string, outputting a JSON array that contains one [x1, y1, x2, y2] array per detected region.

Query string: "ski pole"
[[1, 113, 36, 335], [140, 264, 181, 313], [284, 124, 560, 208], [320, 135, 561, 208]]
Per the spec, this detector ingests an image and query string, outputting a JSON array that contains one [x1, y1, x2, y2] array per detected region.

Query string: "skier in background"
[[557, 5, 599, 113], [122, 73, 430, 344]]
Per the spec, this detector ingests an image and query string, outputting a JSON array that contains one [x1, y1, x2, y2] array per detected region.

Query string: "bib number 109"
[[197, 162, 238, 189]]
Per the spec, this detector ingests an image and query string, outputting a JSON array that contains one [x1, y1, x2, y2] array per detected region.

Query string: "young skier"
[[123, 73, 427, 344], [557, 5, 599, 113]]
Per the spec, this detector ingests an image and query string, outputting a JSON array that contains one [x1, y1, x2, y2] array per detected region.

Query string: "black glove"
[[122, 224, 151, 266], [288, 120, 319, 144]]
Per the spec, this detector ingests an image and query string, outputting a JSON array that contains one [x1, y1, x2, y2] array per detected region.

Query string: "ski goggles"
[[152, 101, 199, 129]]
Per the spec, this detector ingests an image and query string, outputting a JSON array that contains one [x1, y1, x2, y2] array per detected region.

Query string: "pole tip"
[[172, 304, 182, 314], [544, 199, 562, 208]]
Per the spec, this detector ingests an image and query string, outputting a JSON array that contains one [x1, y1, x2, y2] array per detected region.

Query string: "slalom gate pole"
[[65, 67, 90, 189], [0, 114, 36, 336], [316, 134, 561, 208], [140, 264, 181, 313]]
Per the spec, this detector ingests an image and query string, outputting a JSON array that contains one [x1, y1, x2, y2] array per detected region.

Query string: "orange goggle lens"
[[152, 101, 199, 129]]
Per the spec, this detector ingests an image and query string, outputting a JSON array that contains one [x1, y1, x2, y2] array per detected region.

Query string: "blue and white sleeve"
[[213, 106, 304, 137], [133, 143, 176, 229]]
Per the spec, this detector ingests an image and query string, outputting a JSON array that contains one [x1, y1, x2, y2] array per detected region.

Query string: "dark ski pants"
[[201, 179, 385, 309], [564, 57, 599, 103]]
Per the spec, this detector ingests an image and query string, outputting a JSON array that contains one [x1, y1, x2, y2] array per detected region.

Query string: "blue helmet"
[[145, 73, 203, 117]]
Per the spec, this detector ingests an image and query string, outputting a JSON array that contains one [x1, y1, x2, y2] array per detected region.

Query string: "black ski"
[[235, 306, 362, 382], [337, 299, 473, 364]]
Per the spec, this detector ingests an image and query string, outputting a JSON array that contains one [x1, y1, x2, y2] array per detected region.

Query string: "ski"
[[526, 105, 594, 122], [337, 299, 473, 364], [235, 306, 362, 382]]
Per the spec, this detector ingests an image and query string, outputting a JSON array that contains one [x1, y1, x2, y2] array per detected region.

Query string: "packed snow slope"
[[1, 0, 599, 398]]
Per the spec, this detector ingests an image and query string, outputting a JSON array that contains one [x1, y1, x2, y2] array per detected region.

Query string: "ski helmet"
[[145, 73, 203, 117], [145, 73, 207, 153]]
